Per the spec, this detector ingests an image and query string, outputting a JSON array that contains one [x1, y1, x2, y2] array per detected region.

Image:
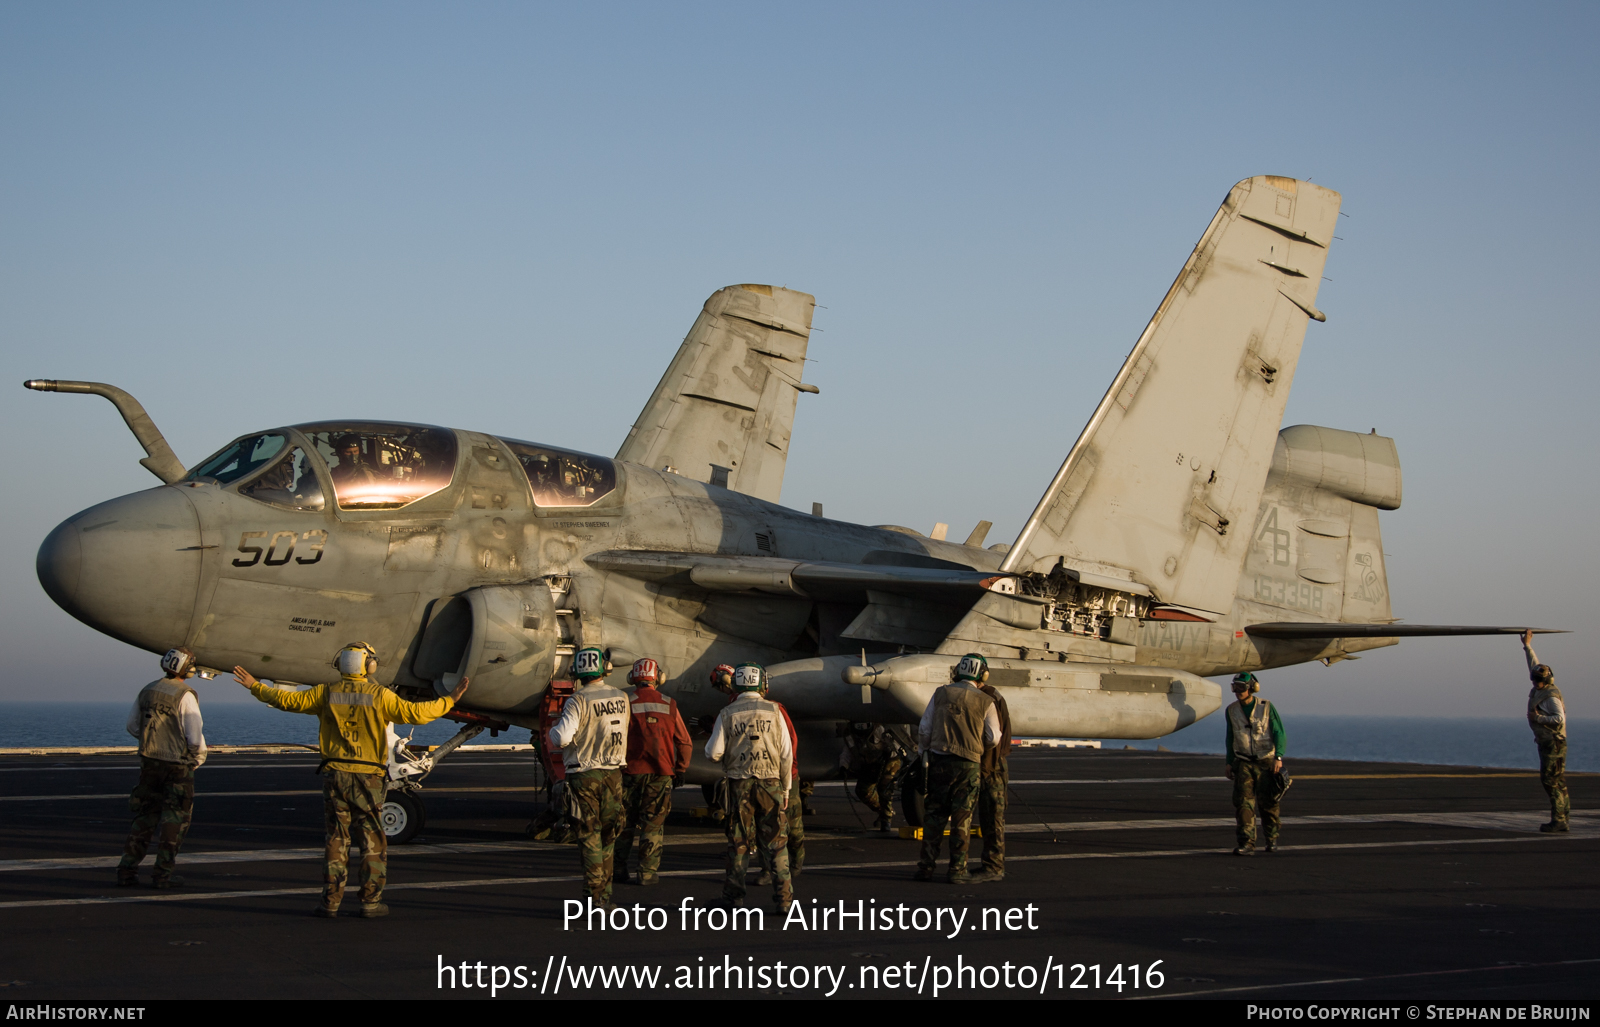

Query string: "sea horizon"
[[0, 702, 1589, 774]]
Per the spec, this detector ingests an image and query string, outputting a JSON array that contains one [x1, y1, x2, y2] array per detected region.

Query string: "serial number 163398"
[[1252, 576, 1325, 613]]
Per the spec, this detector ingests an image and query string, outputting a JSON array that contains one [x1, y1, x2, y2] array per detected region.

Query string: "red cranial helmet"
[[628, 658, 661, 686]]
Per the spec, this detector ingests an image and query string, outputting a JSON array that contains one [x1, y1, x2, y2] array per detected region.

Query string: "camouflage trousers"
[[1232, 758, 1281, 847], [978, 760, 1008, 874], [1539, 739, 1570, 826], [616, 773, 674, 878], [724, 777, 792, 905], [119, 757, 194, 881], [856, 754, 905, 825], [919, 754, 981, 875], [323, 771, 387, 908], [566, 768, 624, 903], [759, 778, 805, 879]]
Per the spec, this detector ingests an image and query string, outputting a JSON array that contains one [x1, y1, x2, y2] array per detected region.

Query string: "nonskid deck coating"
[[0, 748, 1593, 1000]]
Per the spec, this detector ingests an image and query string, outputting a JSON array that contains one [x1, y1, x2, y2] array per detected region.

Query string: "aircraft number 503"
[[233, 530, 328, 567]]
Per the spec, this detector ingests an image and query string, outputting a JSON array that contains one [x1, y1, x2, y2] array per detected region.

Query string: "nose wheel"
[[381, 789, 425, 844]]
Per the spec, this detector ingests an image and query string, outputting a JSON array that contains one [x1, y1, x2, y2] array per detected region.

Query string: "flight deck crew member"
[[1522, 631, 1569, 832], [846, 724, 906, 831], [914, 654, 1001, 884], [756, 687, 804, 885], [234, 644, 466, 917], [549, 647, 630, 906], [117, 647, 208, 888], [615, 658, 692, 885], [706, 663, 794, 911], [1224, 672, 1286, 855], [975, 673, 1013, 883]]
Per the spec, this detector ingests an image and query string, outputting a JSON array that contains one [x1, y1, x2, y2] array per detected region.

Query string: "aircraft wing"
[[1246, 623, 1566, 639], [616, 284, 816, 504], [586, 549, 1011, 603], [1002, 177, 1342, 615]]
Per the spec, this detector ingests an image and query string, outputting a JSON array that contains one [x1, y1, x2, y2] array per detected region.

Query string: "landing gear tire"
[[382, 790, 425, 844]]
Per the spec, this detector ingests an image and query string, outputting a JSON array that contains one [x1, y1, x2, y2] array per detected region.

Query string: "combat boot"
[[913, 866, 935, 882], [753, 869, 773, 887], [968, 868, 1004, 884], [1540, 821, 1570, 833], [116, 870, 139, 887], [1264, 839, 1279, 852], [1232, 844, 1255, 857], [638, 873, 660, 886], [312, 905, 339, 918], [359, 902, 390, 918], [946, 869, 971, 885], [151, 874, 185, 888]]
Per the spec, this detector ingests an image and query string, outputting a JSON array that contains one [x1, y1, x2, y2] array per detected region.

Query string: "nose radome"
[[36, 518, 82, 609], [38, 487, 202, 652]]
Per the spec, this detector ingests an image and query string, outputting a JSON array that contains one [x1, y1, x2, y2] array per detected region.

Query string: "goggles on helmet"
[[628, 658, 661, 686]]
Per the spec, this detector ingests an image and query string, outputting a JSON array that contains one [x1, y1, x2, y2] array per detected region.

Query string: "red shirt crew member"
[[615, 658, 692, 885]]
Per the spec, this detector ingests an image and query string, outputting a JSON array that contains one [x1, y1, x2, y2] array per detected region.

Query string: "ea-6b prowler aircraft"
[[30, 175, 1551, 834]]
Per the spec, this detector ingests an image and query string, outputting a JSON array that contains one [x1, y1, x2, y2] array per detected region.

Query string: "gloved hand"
[[673, 773, 685, 788]]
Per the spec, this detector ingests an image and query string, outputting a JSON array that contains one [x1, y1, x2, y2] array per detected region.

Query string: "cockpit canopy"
[[499, 438, 617, 507], [298, 422, 458, 510]]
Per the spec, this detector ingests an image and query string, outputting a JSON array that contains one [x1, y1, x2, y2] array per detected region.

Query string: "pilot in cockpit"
[[329, 435, 383, 490]]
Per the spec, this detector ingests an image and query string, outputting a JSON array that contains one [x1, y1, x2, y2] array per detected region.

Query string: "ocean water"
[[1, 702, 1590, 773], [0, 702, 508, 750], [1119, 714, 1598, 773]]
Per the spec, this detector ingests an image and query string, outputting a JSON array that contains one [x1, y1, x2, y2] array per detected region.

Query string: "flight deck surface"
[[0, 747, 1594, 1001]]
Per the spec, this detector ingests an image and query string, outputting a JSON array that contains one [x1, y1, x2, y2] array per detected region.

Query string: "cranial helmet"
[[1534, 664, 1555, 685], [733, 663, 765, 693], [954, 653, 989, 683], [1231, 672, 1260, 693], [335, 642, 379, 678], [710, 663, 736, 694], [571, 646, 610, 683], [161, 647, 196, 679], [628, 658, 661, 687]]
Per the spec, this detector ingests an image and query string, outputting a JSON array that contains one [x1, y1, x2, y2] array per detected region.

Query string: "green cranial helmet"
[[732, 663, 765, 693], [571, 646, 609, 683], [954, 653, 989, 682], [1231, 672, 1259, 692]]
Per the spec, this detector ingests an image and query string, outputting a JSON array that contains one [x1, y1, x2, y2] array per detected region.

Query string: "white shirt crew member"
[[125, 690, 207, 766], [705, 692, 794, 794], [549, 682, 630, 773]]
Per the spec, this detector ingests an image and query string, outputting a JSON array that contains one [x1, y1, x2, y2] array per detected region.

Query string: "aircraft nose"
[[37, 487, 203, 651]]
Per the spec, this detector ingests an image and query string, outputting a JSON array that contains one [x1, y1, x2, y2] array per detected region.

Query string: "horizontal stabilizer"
[[1247, 623, 1566, 639], [586, 549, 1010, 603]]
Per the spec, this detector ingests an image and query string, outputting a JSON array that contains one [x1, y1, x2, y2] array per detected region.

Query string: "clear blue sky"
[[2, 2, 1595, 716]]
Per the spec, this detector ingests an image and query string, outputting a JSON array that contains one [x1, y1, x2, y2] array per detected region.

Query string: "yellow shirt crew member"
[[235, 643, 468, 918]]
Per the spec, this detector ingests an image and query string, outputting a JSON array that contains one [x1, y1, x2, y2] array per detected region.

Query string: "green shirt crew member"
[[549, 646, 630, 907], [914, 654, 1001, 884], [1224, 672, 1286, 855], [235, 643, 465, 917], [1522, 631, 1569, 832], [118, 647, 208, 888]]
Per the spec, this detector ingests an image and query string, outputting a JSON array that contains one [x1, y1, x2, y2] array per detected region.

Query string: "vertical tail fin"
[[1002, 177, 1342, 614], [617, 284, 816, 503]]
